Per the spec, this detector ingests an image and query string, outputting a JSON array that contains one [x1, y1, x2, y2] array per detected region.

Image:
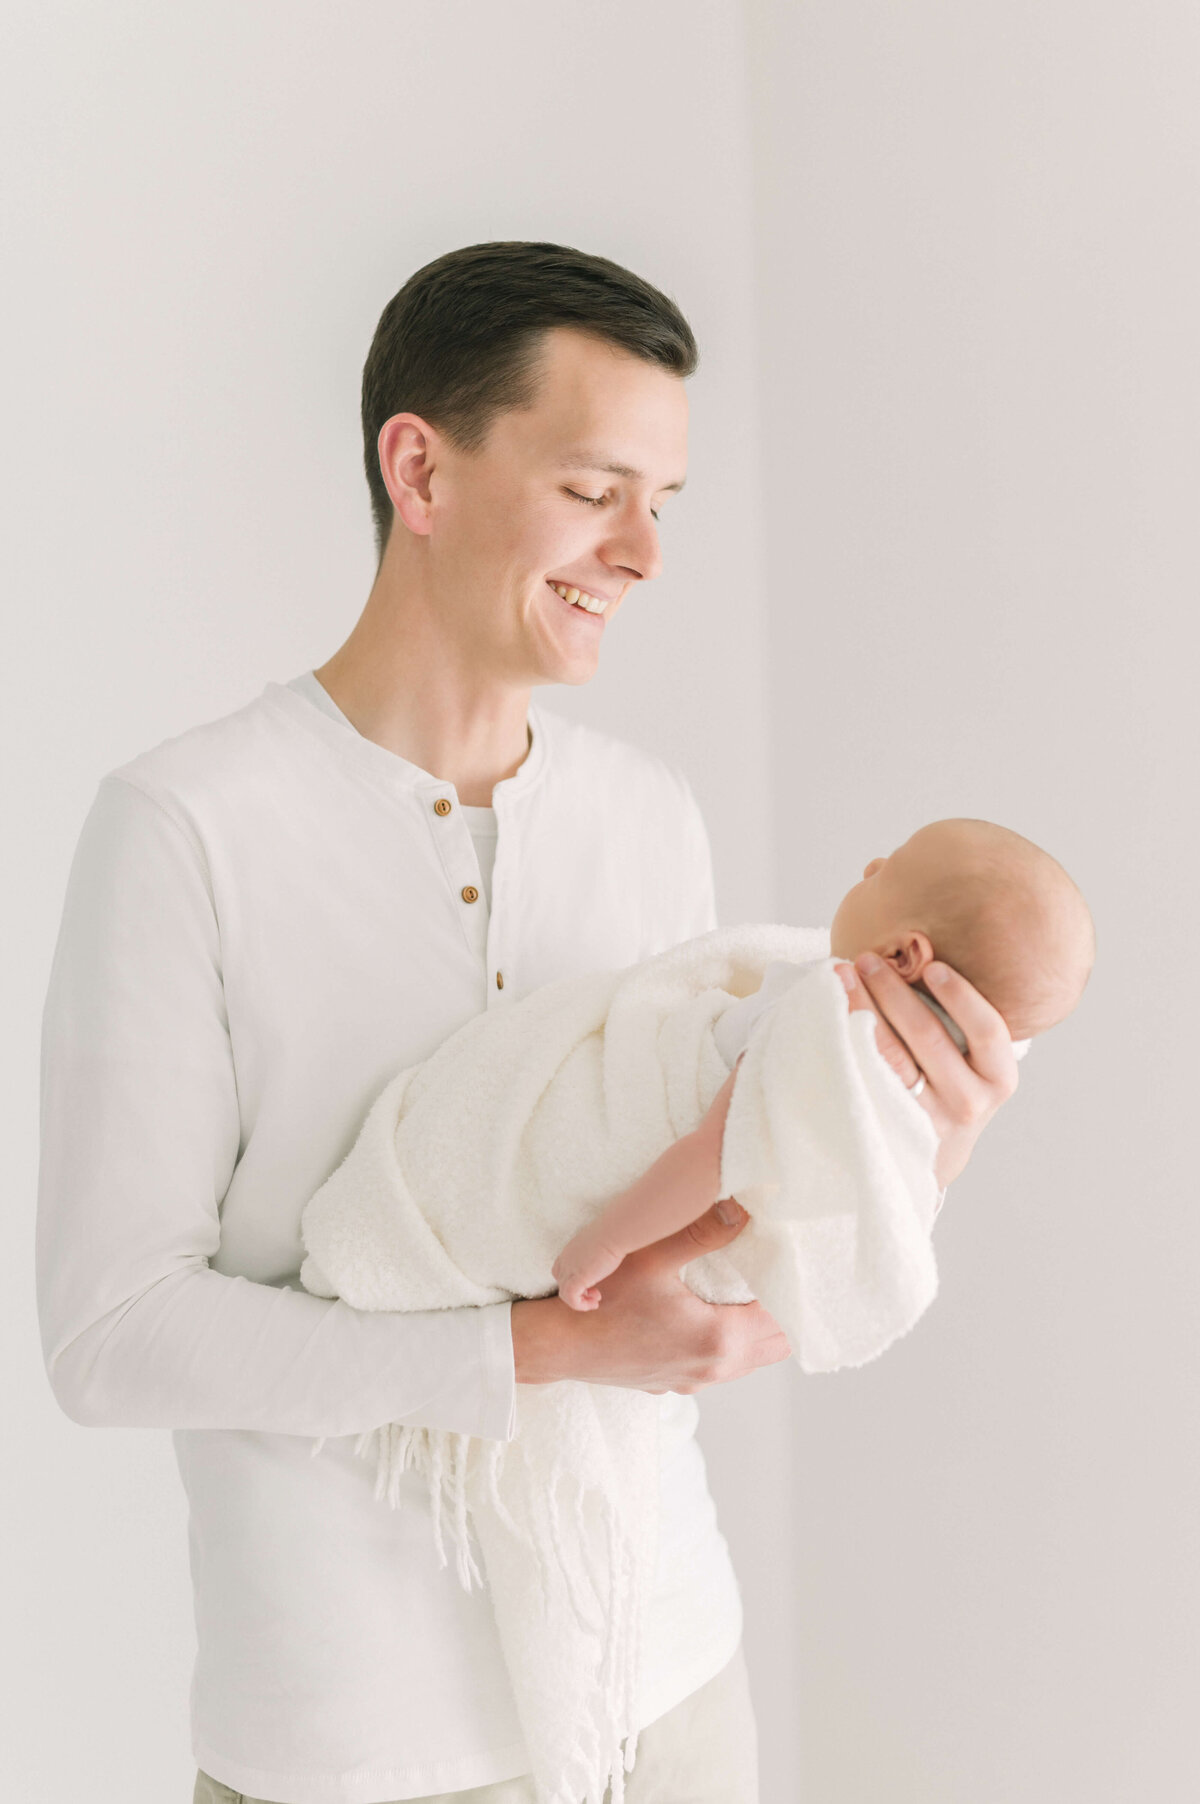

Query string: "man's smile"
[[546, 580, 612, 617]]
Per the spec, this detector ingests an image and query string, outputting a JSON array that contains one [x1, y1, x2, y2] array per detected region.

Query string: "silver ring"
[[908, 1072, 927, 1098]]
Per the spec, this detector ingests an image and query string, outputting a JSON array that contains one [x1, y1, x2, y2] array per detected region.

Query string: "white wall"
[[2, 2, 790, 1799], [749, 3, 1199, 1797], [7, 3, 1196, 1800]]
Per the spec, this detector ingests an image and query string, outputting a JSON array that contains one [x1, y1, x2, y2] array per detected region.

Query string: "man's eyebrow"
[[560, 453, 686, 493]]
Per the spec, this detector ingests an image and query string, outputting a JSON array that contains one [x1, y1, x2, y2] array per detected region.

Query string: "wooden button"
[[495, 971, 505, 990], [433, 798, 452, 816], [461, 885, 479, 904]]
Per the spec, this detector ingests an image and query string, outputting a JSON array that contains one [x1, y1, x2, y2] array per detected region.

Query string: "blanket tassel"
[[316, 1423, 641, 1804]]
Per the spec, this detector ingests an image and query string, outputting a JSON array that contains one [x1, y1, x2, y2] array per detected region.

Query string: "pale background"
[[3, 2, 1196, 1798]]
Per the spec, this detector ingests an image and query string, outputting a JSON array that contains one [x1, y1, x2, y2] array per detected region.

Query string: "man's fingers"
[[833, 962, 875, 1019], [920, 962, 1018, 1090], [742, 1301, 791, 1354], [837, 960, 922, 1088], [845, 956, 1021, 1151], [718, 1300, 791, 1373]]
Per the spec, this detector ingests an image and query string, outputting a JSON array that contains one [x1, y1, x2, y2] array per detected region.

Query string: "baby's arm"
[[551, 1064, 742, 1310]]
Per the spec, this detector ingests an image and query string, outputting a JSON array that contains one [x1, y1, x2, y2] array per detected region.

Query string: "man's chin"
[[529, 638, 603, 689], [550, 657, 601, 688]]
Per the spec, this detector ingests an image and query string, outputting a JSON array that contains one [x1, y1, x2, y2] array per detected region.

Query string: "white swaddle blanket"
[[299, 924, 942, 1804]]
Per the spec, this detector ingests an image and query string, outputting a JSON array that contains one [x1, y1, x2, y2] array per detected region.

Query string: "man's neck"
[[313, 567, 533, 807]]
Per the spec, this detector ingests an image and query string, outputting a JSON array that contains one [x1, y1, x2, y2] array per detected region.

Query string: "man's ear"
[[882, 930, 935, 983], [377, 413, 438, 538]]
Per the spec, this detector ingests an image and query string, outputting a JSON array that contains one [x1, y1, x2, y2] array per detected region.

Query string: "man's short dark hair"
[[360, 241, 699, 560]]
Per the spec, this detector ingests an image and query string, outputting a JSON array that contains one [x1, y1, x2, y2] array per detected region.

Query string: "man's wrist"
[[511, 1296, 574, 1384]]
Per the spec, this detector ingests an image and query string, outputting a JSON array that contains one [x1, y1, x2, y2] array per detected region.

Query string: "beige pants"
[[193, 1644, 758, 1803]]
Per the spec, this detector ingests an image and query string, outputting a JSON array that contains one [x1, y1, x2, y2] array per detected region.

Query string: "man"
[[37, 242, 1016, 1803]]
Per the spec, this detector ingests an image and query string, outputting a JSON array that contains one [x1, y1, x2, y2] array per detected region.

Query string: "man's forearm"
[[43, 1262, 516, 1442]]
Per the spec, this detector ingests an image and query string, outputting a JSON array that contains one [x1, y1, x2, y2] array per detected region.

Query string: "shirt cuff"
[[381, 1300, 516, 1443], [477, 1299, 517, 1441]]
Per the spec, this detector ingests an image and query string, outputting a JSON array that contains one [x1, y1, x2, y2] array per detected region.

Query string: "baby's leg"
[[551, 1066, 740, 1309]]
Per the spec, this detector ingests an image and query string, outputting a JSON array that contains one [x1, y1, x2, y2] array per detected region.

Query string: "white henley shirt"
[[36, 673, 743, 1803]]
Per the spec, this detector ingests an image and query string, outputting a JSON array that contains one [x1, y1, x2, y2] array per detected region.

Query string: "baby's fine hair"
[[910, 819, 1095, 1040]]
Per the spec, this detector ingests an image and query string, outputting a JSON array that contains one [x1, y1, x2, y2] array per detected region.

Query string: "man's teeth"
[[550, 582, 608, 615]]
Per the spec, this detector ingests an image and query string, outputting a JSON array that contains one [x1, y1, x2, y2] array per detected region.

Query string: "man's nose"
[[603, 510, 663, 585]]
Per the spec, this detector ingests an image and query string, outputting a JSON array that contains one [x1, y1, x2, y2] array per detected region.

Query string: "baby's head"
[[829, 819, 1094, 1041]]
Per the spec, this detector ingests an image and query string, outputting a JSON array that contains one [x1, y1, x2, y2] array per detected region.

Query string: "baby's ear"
[[883, 930, 935, 982]]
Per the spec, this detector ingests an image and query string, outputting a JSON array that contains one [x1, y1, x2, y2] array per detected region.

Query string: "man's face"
[[421, 327, 689, 687]]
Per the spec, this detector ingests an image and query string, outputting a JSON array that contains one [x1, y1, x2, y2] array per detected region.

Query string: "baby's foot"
[[551, 1231, 625, 1311]]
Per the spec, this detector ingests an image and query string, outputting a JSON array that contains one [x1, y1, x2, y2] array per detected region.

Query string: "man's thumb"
[[669, 1197, 749, 1259]]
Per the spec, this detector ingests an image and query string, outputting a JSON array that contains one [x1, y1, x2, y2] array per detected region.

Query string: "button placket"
[[485, 793, 513, 1006], [424, 789, 489, 960]]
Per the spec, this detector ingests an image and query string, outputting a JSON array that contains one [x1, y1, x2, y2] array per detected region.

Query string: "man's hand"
[[834, 954, 1019, 1188], [513, 1200, 790, 1391]]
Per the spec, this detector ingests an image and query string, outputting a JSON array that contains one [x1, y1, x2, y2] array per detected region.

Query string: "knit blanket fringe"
[[354, 1414, 647, 1804]]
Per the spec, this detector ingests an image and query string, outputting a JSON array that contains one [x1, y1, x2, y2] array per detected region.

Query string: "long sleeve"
[[36, 776, 515, 1440]]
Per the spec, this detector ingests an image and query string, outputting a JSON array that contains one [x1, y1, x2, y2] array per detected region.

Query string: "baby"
[[551, 816, 1095, 1309]]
